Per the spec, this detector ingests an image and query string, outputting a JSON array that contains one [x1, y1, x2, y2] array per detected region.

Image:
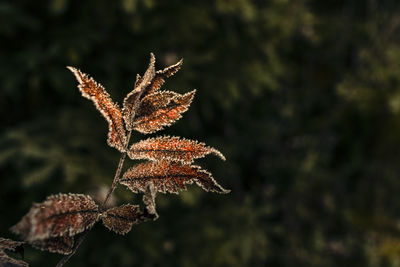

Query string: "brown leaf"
[[133, 90, 195, 134], [0, 238, 28, 267], [67, 66, 127, 152], [101, 204, 150, 235], [127, 135, 225, 164], [145, 58, 183, 96], [31, 236, 74, 255], [11, 194, 99, 243], [123, 53, 156, 130], [142, 183, 158, 219], [120, 161, 230, 194]]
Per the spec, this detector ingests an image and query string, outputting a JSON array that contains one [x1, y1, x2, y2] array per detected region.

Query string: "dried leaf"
[[143, 183, 158, 219], [30, 236, 74, 255], [0, 238, 28, 267], [101, 204, 150, 235], [67, 66, 127, 152], [127, 135, 225, 164], [133, 90, 195, 134], [145, 58, 183, 96], [11, 194, 99, 243], [120, 161, 230, 194], [123, 53, 156, 130]]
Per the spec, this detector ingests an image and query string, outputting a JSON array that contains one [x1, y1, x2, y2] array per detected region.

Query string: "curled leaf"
[[133, 90, 195, 134], [120, 161, 230, 194], [123, 53, 156, 130], [67, 66, 127, 152], [101, 204, 151, 235], [0, 238, 28, 267], [11, 194, 99, 243], [31, 236, 74, 255], [127, 135, 225, 164], [143, 183, 158, 219]]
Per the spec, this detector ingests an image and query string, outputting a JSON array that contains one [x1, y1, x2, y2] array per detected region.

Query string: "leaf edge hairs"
[[4, 53, 229, 267]]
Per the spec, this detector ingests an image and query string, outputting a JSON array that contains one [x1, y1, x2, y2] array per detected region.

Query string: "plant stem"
[[55, 131, 132, 267]]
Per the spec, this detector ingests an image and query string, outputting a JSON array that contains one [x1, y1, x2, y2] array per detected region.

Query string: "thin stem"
[[55, 130, 132, 267]]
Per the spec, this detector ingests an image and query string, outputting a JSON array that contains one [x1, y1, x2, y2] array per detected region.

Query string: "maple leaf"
[[67, 66, 127, 152], [30, 236, 74, 255], [133, 90, 195, 134], [127, 136, 226, 164], [0, 238, 28, 267], [101, 204, 153, 235], [11, 194, 100, 243], [122, 53, 184, 131], [120, 161, 230, 194]]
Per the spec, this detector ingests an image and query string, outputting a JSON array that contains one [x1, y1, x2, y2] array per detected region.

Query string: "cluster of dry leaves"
[[0, 53, 228, 266]]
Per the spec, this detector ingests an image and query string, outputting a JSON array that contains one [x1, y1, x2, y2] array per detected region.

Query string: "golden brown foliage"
[[120, 161, 229, 194]]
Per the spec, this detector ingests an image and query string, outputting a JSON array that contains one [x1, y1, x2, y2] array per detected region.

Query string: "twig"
[[55, 130, 132, 267]]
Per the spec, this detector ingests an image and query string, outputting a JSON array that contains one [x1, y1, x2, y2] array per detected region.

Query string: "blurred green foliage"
[[2, 0, 400, 266]]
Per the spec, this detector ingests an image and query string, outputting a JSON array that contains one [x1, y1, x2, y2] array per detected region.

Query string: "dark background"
[[1, 0, 400, 266]]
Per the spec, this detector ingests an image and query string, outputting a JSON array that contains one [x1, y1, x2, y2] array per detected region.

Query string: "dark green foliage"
[[2, 0, 400, 266]]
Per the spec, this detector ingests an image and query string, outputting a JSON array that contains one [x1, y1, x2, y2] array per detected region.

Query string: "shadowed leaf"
[[11, 194, 99, 243], [0, 238, 28, 267], [133, 90, 195, 134], [127, 135, 225, 164], [143, 183, 158, 219], [120, 161, 230, 194], [67, 66, 127, 152], [101, 204, 151, 235], [123, 53, 156, 130], [31, 236, 74, 255]]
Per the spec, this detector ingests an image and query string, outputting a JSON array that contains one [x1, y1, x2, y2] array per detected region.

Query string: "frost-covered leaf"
[[123, 53, 156, 130], [127, 136, 225, 164], [143, 183, 158, 219], [145, 58, 183, 96], [67, 66, 127, 152], [120, 161, 230, 194], [122, 54, 184, 131], [0, 238, 28, 267], [30, 236, 74, 255], [11, 194, 99, 243], [101, 204, 151, 235], [133, 90, 195, 134]]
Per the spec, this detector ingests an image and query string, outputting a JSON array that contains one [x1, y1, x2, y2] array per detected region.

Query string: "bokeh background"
[[1, 0, 400, 266]]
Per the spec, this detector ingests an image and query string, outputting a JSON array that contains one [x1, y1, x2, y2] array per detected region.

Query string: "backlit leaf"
[[127, 135, 225, 164], [0, 238, 28, 267], [145, 58, 183, 96], [133, 90, 195, 134], [11, 194, 99, 243], [123, 53, 156, 130], [101, 204, 151, 235], [120, 161, 230, 194], [67, 66, 127, 152]]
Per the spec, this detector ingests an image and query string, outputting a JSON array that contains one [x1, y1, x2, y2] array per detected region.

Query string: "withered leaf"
[[67, 66, 127, 152], [123, 53, 156, 130], [101, 204, 151, 235], [133, 90, 195, 134], [11, 194, 99, 243], [30, 236, 74, 255], [142, 183, 158, 219], [0, 238, 28, 267], [145, 58, 183, 96], [120, 161, 230, 194], [127, 135, 225, 164]]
